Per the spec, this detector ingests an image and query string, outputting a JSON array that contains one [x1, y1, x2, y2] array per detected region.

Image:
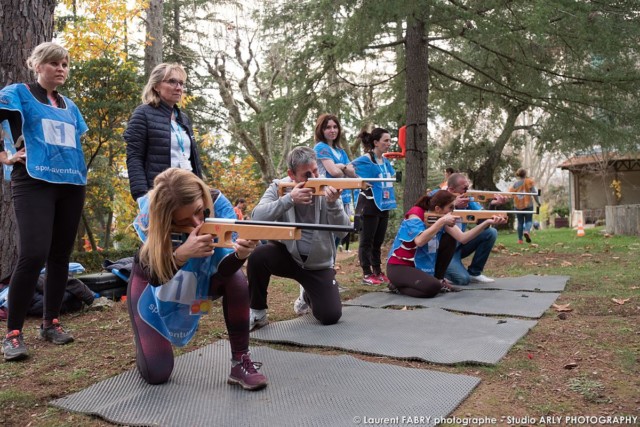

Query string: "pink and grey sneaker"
[[40, 319, 74, 345], [362, 274, 383, 285], [228, 353, 268, 391], [376, 273, 390, 284]]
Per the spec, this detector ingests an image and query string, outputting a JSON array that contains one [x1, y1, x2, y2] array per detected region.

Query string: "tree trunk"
[[404, 15, 429, 212], [144, 0, 163, 78], [470, 103, 527, 190], [0, 0, 57, 280]]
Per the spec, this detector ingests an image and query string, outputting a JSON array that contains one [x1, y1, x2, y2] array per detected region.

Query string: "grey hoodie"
[[251, 177, 350, 270]]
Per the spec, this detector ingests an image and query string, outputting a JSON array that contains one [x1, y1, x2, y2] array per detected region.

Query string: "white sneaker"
[[293, 296, 311, 315], [469, 274, 495, 284], [249, 309, 268, 331]]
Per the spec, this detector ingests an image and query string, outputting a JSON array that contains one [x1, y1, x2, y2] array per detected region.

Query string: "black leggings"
[[247, 242, 342, 325], [127, 262, 251, 384], [7, 176, 85, 331], [386, 233, 457, 298], [358, 214, 389, 275]]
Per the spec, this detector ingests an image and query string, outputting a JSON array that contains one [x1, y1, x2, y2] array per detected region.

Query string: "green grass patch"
[[0, 389, 37, 406], [568, 375, 610, 404]]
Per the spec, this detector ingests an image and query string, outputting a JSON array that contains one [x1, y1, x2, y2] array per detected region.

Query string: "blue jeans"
[[516, 210, 533, 240], [445, 227, 497, 286]]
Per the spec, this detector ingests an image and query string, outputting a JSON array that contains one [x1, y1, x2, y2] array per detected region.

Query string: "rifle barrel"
[[205, 218, 355, 233]]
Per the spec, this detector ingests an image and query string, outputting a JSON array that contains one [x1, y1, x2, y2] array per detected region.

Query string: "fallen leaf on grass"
[[630, 286, 639, 290], [530, 243, 539, 248], [510, 252, 523, 257], [561, 260, 573, 267], [580, 253, 593, 258], [564, 362, 578, 370], [612, 298, 630, 305], [552, 303, 573, 312]]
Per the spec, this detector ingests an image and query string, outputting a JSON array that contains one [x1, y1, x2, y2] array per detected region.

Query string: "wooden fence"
[[605, 205, 640, 236]]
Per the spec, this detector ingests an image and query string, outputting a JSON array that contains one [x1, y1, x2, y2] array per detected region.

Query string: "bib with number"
[[0, 84, 88, 185]]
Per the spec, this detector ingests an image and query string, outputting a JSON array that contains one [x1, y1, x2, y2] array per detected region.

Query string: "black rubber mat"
[[464, 274, 569, 292], [344, 289, 560, 318], [252, 306, 536, 365], [50, 340, 480, 427]]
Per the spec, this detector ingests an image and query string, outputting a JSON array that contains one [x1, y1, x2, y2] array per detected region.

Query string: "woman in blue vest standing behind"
[[313, 113, 358, 244], [124, 63, 203, 201], [352, 127, 397, 286], [0, 42, 88, 361]]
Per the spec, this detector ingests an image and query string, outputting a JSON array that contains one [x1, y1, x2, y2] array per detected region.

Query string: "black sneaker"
[[3, 330, 28, 361], [40, 319, 74, 345]]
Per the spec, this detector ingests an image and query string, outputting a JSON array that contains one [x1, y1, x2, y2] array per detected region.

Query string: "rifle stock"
[[172, 218, 355, 248], [425, 210, 509, 224], [277, 177, 398, 196]]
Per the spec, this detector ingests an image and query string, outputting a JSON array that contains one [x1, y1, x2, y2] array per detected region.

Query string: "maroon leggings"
[[386, 233, 457, 298], [127, 262, 250, 384]]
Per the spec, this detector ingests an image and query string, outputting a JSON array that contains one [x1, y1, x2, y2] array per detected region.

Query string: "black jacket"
[[124, 101, 203, 200]]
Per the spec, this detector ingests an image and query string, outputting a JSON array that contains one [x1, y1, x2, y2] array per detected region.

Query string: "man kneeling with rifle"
[[248, 147, 352, 330]]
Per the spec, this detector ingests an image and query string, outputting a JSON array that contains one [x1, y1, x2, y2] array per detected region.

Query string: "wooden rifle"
[[458, 189, 541, 203], [425, 210, 508, 225], [277, 176, 400, 197], [424, 206, 539, 225], [172, 218, 356, 248]]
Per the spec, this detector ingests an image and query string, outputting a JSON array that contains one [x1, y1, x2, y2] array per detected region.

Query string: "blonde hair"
[[26, 42, 70, 77], [141, 63, 187, 107], [139, 168, 213, 284]]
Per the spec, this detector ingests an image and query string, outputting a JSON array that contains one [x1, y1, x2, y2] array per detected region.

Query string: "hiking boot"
[[228, 353, 268, 391], [376, 273, 390, 284], [293, 296, 311, 316], [362, 274, 382, 285], [523, 231, 532, 243], [3, 330, 28, 361], [40, 319, 74, 345], [469, 274, 495, 284], [249, 309, 268, 331]]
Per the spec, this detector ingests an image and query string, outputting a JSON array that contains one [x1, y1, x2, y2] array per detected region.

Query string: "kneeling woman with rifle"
[[127, 168, 268, 390], [386, 190, 506, 298]]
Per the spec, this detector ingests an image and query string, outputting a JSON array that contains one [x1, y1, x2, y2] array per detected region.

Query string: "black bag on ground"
[[26, 275, 95, 316]]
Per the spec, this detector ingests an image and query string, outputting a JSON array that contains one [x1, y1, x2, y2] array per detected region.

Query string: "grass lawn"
[[0, 226, 638, 426]]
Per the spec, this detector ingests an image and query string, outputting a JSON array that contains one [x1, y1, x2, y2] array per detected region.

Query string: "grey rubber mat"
[[252, 306, 537, 365], [50, 340, 480, 427], [465, 274, 569, 292], [344, 289, 560, 318]]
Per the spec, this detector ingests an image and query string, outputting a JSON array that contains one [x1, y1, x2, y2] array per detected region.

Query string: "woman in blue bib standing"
[[0, 42, 88, 361], [313, 113, 358, 251], [124, 63, 203, 201], [352, 128, 397, 286]]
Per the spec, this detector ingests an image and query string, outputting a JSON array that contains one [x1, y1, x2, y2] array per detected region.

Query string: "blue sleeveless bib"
[[352, 154, 397, 211], [388, 218, 444, 275], [133, 191, 235, 346], [314, 141, 353, 205], [0, 84, 88, 185]]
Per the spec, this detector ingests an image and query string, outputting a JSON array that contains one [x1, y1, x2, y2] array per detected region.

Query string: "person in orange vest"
[[233, 198, 247, 220], [509, 168, 541, 244]]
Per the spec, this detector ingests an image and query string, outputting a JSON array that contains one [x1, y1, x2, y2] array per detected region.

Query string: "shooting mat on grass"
[[344, 289, 560, 318], [251, 306, 537, 365], [51, 340, 480, 427], [464, 275, 569, 292]]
